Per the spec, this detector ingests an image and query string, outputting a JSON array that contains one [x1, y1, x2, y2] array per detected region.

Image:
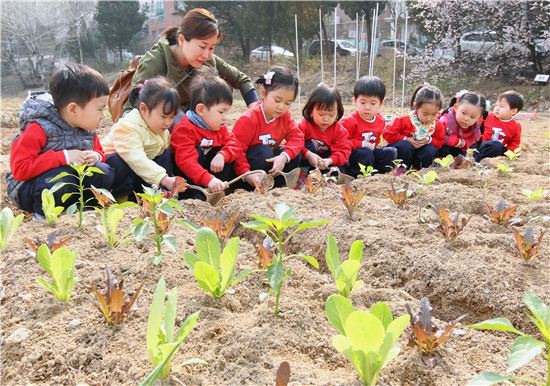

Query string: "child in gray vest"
[[6, 64, 115, 220]]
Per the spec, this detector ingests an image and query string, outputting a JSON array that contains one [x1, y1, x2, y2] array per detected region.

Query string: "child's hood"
[[18, 91, 66, 132]]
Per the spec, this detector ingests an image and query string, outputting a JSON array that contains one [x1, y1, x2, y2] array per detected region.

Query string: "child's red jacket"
[[482, 112, 521, 151], [340, 112, 386, 148], [383, 114, 445, 148], [298, 119, 351, 166]]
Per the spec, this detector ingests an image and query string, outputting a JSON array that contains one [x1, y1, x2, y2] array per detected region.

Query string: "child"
[[232, 67, 304, 188], [475, 90, 523, 162], [171, 73, 242, 198], [101, 77, 179, 200], [340, 76, 397, 175], [437, 90, 488, 158], [6, 64, 114, 219], [383, 84, 445, 170], [298, 84, 351, 171]]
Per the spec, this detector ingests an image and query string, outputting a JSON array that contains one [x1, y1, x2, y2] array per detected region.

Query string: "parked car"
[[377, 40, 422, 58], [308, 39, 358, 57], [250, 45, 294, 61]]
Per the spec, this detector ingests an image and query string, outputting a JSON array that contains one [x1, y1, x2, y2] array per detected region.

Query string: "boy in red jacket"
[[383, 84, 445, 170], [6, 64, 114, 220], [340, 76, 397, 175], [475, 90, 523, 162], [171, 74, 242, 199]]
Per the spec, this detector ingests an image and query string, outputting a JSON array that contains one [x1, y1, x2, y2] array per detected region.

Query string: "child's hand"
[[305, 151, 321, 168], [208, 177, 227, 192], [83, 150, 101, 165], [67, 149, 86, 165], [319, 158, 333, 170], [245, 173, 261, 188], [210, 153, 225, 173], [266, 154, 287, 175], [160, 176, 176, 191]]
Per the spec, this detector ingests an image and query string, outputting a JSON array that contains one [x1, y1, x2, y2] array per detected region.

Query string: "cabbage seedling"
[[92, 186, 137, 247], [428, 204, 470, 241], [467, 290, 550, 386], [241, 203, 328, 316], [405, 297, 466, 368], [35, 244, 77, 302], [0, 207, 24, 251], [325, 235, 364, 298], [486, 199, 520, 226], [325, 294, 410, 386], [496, 163, 513, 175], [146, 277, 201, 381], [41, 188, 64, 224], [358, 163, 378, 177], [340, 181, 367, 220], [183, 227, 255, 299], [522, 187, 548, 203], [513, 227, 545, 262], [434, 154, 454, 169], [92, 267, 142, 325]]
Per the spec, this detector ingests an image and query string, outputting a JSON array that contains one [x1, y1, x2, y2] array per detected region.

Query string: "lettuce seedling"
[[134, 186, 183, 264], [486, 199, 520, 226], [27, 232, 69, 254], [522, 187, 548, 203], [241, 203, 328, 316], [325, 235, 365, 298], [92, 267, 143, 325], [0, 207, 24, 251], [146, 277, 201, 381], [467, 290, 550, 386], [496, 163, 513, 175], [340, 181, 367, 220], [385, 182, 414, 207], [35, 244, 77, 302], [358, 163, 378, 177], [405, 297, 466, 368], [183, 227, 255, 299], [50, 163, 105, 227], [197, 211, 239, 244], [413, 170, 439, 223], [276, 361, 290, 386], [504, 148, 520, 161], [429, 204, 471, 241], [434, 154, 454, 169], [41, 188, 64, 224], [325, 294, 410, 386], [513, 227, 545, 262], [391, 159, 408, 177]]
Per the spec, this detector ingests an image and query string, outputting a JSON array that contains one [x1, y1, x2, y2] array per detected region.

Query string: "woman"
[[123, 8, 258, 116]]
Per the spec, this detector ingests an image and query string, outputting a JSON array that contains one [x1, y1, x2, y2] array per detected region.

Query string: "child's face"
[[454, 102, 483, 129], [65, 95, 108, 131], [416, 103, 439, 125], [493, 98, 517, 120], [353, 95, 383, 121], [197, 102, 231, 131], [140, 103, 175, 135], [260, 86, 295, 120], [312, 104, 338, 130]]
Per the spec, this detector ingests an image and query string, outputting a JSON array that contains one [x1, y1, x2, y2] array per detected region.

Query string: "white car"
[[460, 31, 532, 57], [250, 46, 294, 61]]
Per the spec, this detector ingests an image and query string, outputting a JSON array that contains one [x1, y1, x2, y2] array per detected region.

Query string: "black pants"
[[245, 144, 301, 189], [391, 140, 437, 170], [474, 141, 505, 162], [437, 145, 465, 158], [346, 146, 397, 176]]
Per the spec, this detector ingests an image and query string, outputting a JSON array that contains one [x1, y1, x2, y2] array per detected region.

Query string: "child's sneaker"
[[32, 213, 46, 221]]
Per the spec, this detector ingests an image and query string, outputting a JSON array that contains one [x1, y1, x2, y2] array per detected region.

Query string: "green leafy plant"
[[496, 163, 513, 175], [504, 148, 521, 161], [325, 294, 410, 386], [434, 154, 454, 169], [467, 290, 550, 386], [183, 227, 255, 299], [50, 163, 105, 227], [35, 244, 77, 302], [413, 170, 439, 223], [325, 235, 365, 298], [0, 207, 24, 251], [91, 186, 137, 247], [146, 277, 202, 381], [405, 297, 466, 368], [134, 186, 183, 264], [522, 188, 548, 203], [241, 203, 328, 316], [358, 163, 378, 177], [41, 188, 64, 224], [513, 227, 545, 262], [428, 204, 471, 241]]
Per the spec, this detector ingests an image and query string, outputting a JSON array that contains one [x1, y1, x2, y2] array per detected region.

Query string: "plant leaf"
[[369, 302, 394, 330], [194, 262, 221, 298], [325, 294, 355, 335], [466, 372, 513, 386], [299, 254, 319, 269], [507, 335, 545, 372], [467, 317, 524, 335]]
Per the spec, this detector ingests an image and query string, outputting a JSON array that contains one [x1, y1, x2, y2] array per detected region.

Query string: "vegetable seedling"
[[41, 188, 64, 224], [513, 227, 545, 262], [92, 186, 137, 247], [197, 211, 239, 244], [340, 181, 367, 220], [0, 207, 24, 251], [358, 163, 378, 177], [522, 188, 548, 203], [496, 163, 513, 175], [486, 199, 520, 226], [385, 182, 414, 207], [27, 232, 70, 254], [413, 170, 439, 223], [35, 244, 77, 302], [428, 204, 471, 241], [325, 235, 365, 298], [434, 154, 454, 169]]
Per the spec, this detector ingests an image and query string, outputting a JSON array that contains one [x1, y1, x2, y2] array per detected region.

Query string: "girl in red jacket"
[[171, 73, 242, 199], [437, 90, 488, 158], [298, 84, 351, 172], [383, 84, 445, 170], [232, 66, 304, 189]]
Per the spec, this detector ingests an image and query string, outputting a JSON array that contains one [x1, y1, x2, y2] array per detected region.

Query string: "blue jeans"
[[17, 162, 114, 215], [391, 140, 437, 170]]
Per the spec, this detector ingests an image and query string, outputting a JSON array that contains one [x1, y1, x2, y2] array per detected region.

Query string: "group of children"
[[6, 63, 524, 218]]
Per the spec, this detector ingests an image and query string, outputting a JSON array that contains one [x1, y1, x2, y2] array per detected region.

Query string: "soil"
[[0, 102, 549, 386]]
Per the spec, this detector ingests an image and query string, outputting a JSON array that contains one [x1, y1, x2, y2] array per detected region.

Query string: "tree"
[[94, 1, 146, 62]]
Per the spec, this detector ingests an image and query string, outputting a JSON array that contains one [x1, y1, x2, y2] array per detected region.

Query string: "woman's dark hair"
[[255, 66, 299, 100], [163, 8, 221, 45], [189, 69, 233, 111], [302, 84, 344, 124], [443, 91, 488, 119], [410, 84, 443, 110], [49, 63, 109, 109], [354, 75, 386, 100], [129, 76, 180, 116], [498, 90, 524, 112]]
